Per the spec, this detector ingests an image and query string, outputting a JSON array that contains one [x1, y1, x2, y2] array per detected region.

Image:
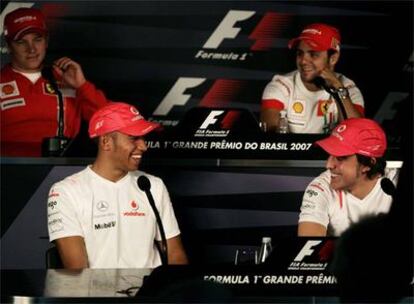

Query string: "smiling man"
[[260, 23, 364, 133], [47, 102, 188, 268], [1, 7, 109, 156], [298, 118, 397, 236]]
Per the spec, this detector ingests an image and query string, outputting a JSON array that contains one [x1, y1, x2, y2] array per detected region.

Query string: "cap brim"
[[315, 136, 357, 157], [288, 37, 328, 51], [13, 27, 47, 40], [119, 120, 161, 137]]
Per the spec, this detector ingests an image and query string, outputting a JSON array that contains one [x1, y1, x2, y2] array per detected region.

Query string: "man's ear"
[[100, 134, 113, 151], [329, 51, 340, 67], [361, 158, 376, 174]]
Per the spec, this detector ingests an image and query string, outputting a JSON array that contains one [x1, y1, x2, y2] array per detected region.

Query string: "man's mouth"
[[131, 154, 142, 160]]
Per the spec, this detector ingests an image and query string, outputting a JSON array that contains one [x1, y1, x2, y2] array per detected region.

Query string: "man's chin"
[[300, 73, 317, 84], [330, 182, 342, 191]]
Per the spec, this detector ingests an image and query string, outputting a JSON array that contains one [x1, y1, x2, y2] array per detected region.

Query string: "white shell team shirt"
[[47, 167, 180, 268], [299, 170, 396, 236], [261, 70, 365, 133]]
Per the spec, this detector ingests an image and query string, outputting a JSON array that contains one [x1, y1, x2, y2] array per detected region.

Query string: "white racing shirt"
[[261, 70, 365, 133], [47, 166, 180, 268], [299, 169, 397, 236]]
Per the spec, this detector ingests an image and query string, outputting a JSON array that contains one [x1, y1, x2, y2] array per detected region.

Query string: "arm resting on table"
[[55, 236, 89, 269]]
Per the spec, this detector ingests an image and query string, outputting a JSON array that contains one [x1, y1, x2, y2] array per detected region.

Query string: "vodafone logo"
[[336, 125, 347, 133], [195, 10, 290, 61], [130, 106, 139, 115], [130, 200, 139, 210]]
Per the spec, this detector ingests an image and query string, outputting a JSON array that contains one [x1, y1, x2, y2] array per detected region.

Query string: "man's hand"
[[319, 68, 343, 89], [53, 57, 86, 89]]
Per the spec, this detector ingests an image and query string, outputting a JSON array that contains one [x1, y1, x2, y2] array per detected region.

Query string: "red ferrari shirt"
[[1, 64, 109, 156]]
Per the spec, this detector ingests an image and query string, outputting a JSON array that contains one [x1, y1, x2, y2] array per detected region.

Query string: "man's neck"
[[349, 175, 381, 200], [298, 73, 321, 92], [90, 159, 127, 183]]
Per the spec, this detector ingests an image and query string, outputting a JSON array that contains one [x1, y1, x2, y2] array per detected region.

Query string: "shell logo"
[[2, 84, 14, 95], [293, 102, 303, 114]]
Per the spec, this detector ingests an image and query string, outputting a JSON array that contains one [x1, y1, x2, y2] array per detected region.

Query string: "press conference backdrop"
[[0, 1, 412, 269], [1, 1, 412, 140]]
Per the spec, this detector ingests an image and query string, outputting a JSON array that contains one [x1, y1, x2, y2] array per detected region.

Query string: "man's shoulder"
[[270, 70, 296, 84], [1, 64, 14, 79], [307, 170, 333, 193], [52, 167, 90, 190], [264, 71, 296, 96]]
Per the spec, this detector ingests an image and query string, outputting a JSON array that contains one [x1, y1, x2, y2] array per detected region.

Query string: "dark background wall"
[[0, 1, 412, 268], [1, 1, 412, 144]]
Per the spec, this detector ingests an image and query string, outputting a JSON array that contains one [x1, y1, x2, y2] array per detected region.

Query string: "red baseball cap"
[[315, 118, 387, 158], [88, 102, 160, 138], [4, 7, 47, 41], [288, 23, 341, 52]]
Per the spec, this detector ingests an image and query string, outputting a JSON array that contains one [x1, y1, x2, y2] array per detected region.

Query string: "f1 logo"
[[199, 110, 224, 129], [153, 77, 206, 115], [293, 240, 322, 262], [203, 10, 255, 49]]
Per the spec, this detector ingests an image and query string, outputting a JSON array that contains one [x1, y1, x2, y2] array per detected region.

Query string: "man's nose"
[[27, 41, 36, 53], [326, 155, 335, 169], [298, 53, 310, 65], [136, 139, 147, 152]]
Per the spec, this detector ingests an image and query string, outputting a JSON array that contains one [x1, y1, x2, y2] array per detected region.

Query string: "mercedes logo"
[[96, 201, 109, 212]]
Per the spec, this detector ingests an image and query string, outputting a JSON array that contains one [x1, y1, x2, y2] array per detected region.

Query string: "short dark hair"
[[327, 49, 337, 58], [356, 154, 386, 179]]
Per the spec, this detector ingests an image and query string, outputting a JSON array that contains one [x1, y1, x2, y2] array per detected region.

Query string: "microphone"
[[138, 175, 168, 265], [381, 178, 396, 197], [41, 66, 69, 156], [138, 175, 151, 191]]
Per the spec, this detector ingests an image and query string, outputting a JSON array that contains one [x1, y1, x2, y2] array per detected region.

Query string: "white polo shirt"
[[47, 167, 180, 268], [261, 70, 365, 133], [299, 169, 396, 236]]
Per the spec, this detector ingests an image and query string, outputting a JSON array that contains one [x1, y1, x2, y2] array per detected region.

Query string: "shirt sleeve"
[[261, 75, 291, 110], [341, 76, 365, 116], [298, 176, 331, 228], [47, 183, 84, 242], [153, 178, 180, 241]]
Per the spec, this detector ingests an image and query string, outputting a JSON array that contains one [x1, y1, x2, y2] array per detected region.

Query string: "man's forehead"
[[13, 31, 47, 41], [296, 40, 325, 53]]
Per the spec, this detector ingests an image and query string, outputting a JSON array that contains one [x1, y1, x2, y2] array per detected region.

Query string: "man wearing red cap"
[[1, 7, 109, 156], [298, 118, 397, 236], [47, 102, 188, 268], [260, 23, 365, 133]]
